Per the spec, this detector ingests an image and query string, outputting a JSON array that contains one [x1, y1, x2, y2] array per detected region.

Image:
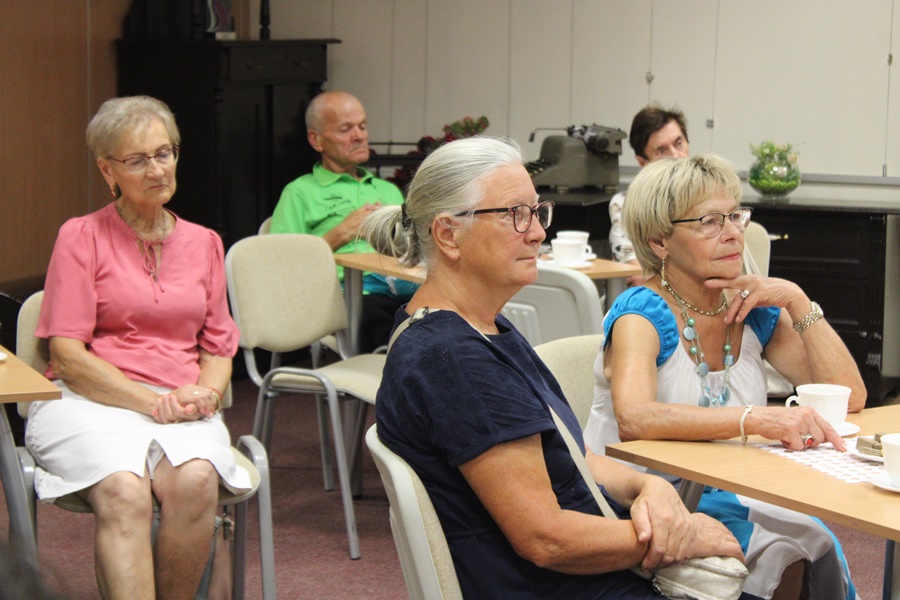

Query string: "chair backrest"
[[225, 234, 348, 378], [501, 266, 604, 346], [534, 334, 603, 429], [743, 221, 771, 277], [258, 216, 272, 235], [16, 292, 49, 418], [366, 425, 463, 600]]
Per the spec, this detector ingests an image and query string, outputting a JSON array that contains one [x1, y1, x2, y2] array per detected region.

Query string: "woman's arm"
[[49, 337, 222, 422], [606, 314, 843, 451], [50, 336, 161, 415], [711, 275, 866, 412], [458, 434, 742, 575]]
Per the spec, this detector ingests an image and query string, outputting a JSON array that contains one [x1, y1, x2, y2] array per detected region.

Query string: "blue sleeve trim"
[[745, 306, 781, 348], [603, 287, 679, 367]]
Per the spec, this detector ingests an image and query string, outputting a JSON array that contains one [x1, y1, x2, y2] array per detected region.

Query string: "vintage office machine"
[[526, 124, 627, 193]]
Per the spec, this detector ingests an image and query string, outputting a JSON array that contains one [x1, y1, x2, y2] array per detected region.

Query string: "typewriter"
[[526, 124, 627, 193]]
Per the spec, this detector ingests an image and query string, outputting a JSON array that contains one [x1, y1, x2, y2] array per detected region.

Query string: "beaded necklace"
[[660, 267, 734, 407]]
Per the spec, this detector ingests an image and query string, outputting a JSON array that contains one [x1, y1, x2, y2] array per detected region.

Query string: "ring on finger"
[[740, 289, 750, 299], [800, 433, 814, 448]]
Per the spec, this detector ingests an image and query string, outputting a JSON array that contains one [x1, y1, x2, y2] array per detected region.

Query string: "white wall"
[[252, 0, 900, 201]]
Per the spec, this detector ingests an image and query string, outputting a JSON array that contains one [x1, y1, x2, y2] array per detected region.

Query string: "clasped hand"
[[151, 385, 219, 424], [630, 478, 744, 572]]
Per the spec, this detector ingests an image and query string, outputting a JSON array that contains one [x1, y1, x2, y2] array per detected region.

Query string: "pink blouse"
[[36, 202, 239, 389]]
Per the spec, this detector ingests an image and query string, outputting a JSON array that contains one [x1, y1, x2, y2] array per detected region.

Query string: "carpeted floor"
[[4, 375, 896, 599]]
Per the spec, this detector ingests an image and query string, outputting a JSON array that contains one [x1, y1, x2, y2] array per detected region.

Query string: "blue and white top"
[[583, 286, 780, 459]]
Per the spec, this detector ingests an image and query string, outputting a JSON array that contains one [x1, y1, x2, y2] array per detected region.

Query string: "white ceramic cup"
[[784, 383, 851, 429], [880, 433, 900, 487], [555, 230, 592, 258], [551, 238, 588, 266]]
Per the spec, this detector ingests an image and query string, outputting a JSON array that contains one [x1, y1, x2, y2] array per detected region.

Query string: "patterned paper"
[[755, 438, 884, 484]]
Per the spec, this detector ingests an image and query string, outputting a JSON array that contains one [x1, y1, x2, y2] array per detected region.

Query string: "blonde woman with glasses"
[[28, 96, 247, 600], [584, 154, 865, 600]]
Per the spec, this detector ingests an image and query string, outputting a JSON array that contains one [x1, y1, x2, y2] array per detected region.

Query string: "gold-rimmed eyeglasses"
[[671, 206, 753, 238], [108, 146, 180, 173], [454, 200, 554, 233]]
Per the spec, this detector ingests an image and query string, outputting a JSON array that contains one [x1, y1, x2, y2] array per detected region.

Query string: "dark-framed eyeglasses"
[[108, 146, 180, 173], [454, 200, 554, 233], [671, 206, 753, 238]]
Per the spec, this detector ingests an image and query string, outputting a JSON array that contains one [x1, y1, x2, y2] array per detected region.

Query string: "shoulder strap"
[[547, 405, 619, 521], [387, 307, 440, 354]]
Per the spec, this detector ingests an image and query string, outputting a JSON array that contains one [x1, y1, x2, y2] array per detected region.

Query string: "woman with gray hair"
[[584, 154, 865, 599], [363, 138, 756, 599], [28, 96, 246, 599]]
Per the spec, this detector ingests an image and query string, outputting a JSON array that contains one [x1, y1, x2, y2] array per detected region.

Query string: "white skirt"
[[25, 381, 252, 502]]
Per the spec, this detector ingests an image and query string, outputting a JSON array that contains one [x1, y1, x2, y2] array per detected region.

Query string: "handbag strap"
[[547, 405, 620, 521]]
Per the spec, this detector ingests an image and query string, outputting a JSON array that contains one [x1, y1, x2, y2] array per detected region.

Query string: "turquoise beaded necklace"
[[660, 267, 734, 407]]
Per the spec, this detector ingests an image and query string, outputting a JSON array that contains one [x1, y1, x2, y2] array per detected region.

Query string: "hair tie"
[[400, 203, 412, 229]]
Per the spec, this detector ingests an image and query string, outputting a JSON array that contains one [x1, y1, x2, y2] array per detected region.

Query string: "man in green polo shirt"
[[271, 91, 416, 352]]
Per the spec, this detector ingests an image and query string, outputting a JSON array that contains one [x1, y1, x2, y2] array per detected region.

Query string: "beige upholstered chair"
[[534, 334, 603, 429], [15, 291, 276, 600], [225, 233, 386, 560], [501, 266, 605, 347], [366, 425, 463, 600], [257, 216, 273, 235]]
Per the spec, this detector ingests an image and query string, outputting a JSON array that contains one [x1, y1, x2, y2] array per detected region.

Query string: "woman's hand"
[[682, 512, 745, 563], [746, 405, 845, 451], [629, 476, 698, 571], [706, 274, 808, 325], [151, 385, 219, 424]]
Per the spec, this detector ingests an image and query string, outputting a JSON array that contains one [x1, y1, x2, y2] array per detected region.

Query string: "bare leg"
[[151, 457, 219, 600], [772, 560, 808, 600], [84, 471, 155, 600]]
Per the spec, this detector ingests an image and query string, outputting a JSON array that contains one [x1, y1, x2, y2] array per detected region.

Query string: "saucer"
[[849, 444, 884, 463], [543, 260, 592, 268], [870, 474, 900, 493], [0, 352, 7, 362], [584, 252, 598, 260], [834, 422, 861, 437]]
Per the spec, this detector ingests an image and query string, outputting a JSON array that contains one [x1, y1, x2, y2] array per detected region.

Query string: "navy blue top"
[[376, 309, 657, 599]]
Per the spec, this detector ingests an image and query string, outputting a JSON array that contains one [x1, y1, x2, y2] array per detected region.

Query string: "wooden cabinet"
[[116, 39, 338, 247], [744, 197, 900, 405]]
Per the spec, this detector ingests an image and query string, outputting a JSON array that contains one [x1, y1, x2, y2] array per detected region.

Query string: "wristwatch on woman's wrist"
[[793, 301, 824, 334]]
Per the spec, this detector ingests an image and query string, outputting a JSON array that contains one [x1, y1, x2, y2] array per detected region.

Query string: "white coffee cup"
[[551, 238, 588, 266], [880, 433, 900, 487], [555, 230, 592, 258], [784, 383, 850, 430]]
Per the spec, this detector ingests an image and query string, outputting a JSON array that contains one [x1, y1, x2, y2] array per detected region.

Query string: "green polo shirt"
[[271, 163, 415, 298]]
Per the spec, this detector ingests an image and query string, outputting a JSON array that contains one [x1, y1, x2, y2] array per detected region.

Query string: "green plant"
[[749, 141, 799, 165], [748, 141, 801, 196]]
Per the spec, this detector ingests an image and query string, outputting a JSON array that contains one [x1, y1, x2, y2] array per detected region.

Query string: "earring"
[[660, 257, 667, 286], [109, 185, 118, 199]]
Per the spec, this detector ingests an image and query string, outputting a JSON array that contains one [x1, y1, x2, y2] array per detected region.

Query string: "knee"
[[160, 460, 219, 514], [88, 472, 153, 524]]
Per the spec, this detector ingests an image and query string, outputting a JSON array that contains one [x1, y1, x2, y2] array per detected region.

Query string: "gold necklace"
[[115, 201, 170, 242], [659, 262, 727, 317]]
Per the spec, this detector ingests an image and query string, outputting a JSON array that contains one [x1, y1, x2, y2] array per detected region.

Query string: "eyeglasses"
[[454, 201, 554, 233], [671, 206, 753, 238], [108, 146, 179, 173]]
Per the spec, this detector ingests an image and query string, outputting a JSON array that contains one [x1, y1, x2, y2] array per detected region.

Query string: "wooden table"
[[334, 252, 641, 355], [606, 405, 900, 599], [0, 345, 60, 567]]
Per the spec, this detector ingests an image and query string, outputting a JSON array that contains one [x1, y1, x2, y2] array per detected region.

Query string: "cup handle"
[[785, 395, 799, 408], [583, 245, 592, 256]]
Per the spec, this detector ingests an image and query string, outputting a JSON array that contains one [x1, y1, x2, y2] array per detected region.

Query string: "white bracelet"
[[740, 405, 754, 444]]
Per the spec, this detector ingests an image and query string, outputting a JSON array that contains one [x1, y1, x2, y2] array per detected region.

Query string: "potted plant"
[[748, 141, 801, 199]]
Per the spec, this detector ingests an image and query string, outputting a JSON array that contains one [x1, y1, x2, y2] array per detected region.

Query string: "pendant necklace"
[[660, 266, 734, 407]]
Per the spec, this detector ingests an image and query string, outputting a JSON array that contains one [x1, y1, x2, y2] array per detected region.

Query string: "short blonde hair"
[[86, 96, 180, 159], [624, 154, 743, 273]]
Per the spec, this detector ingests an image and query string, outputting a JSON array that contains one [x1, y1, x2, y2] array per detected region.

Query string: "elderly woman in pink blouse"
[[26, 96, 246, 600]]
